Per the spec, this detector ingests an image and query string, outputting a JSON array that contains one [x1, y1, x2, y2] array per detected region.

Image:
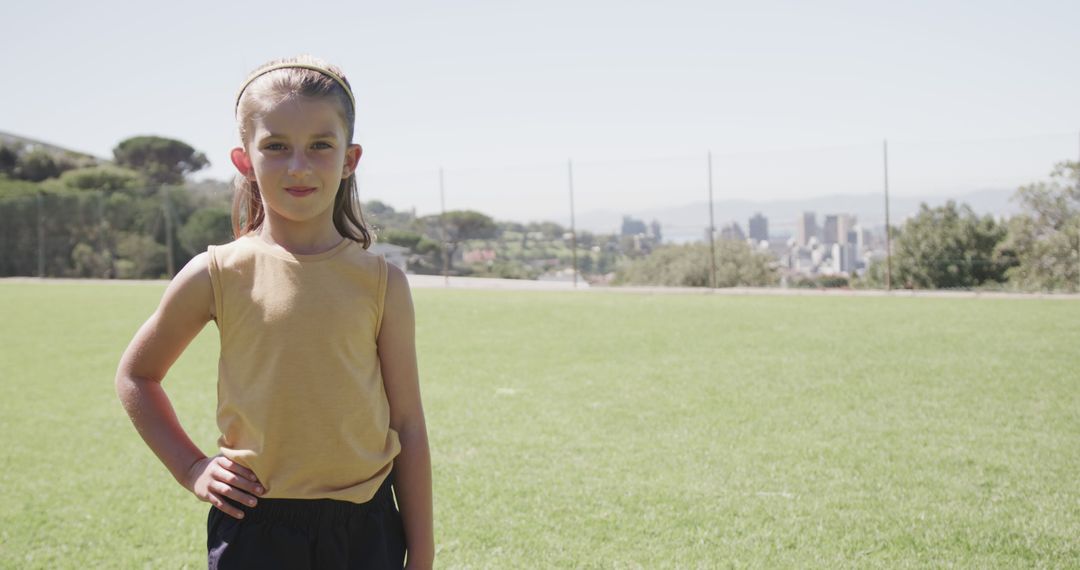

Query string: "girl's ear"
[[230, 147, 255, 180], [342, 144, 363, 178]]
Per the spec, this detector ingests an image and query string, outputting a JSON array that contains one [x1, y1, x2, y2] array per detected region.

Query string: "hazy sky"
[[3, 0, 1078, 225]]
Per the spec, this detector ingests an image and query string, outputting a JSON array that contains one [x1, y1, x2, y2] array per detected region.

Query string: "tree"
[[16, 149, 62, 182], [179, 207, 233, 255], [116, 233, 167, 278], [378, 229, 423, 250], [0, 144, 18, 177], [418, 210, 497, 272], [0, 178, 42, 275], [71, 242, 113, 278], [868, 200, 1013, 289], [59, 165, 145, 193], [527, 221, 565, 240], [615, 241, 776, 287], [365, 200, 394, 217], [113, 136, 209, 185], [112, 137, 208, 277], [1000, 161, 1080, 291]]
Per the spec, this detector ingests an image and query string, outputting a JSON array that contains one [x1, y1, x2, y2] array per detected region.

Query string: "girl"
[[115, 56, 434, 569]]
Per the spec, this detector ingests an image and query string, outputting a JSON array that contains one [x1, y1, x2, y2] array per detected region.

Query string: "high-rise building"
[[720, 222, 746, 241], [822, 215, 839, 245], [649, 220, 662, 243], [855, 225, 872, 252], [832, 242, 856, 273], [621, 216, 647, 236], [836, 214, 855, 245], [797, 212, 817, 246], [749, 212, 768, 242]]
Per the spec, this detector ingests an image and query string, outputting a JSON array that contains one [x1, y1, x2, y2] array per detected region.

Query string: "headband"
[[234, 63, 356, 112]]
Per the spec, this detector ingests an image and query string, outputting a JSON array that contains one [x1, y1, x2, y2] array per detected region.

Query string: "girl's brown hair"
[[232, 55, 372, 248]]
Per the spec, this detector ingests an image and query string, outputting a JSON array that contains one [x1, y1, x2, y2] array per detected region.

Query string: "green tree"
[[0, 181, 116, 277], [59, 165, 145, 193], [0, 144, 18, 177], [113, 136, 209, 185], [869, 201, 1013, 289], [365, 200, 394, 217], [378, 229, 423, 250], [71, 242, 113, 278], [1000, 161, 1080, 291], [178, 207, 233, 255], [527, 221, 565, 240], [16, 149, 62, 182], [418, 210, 497, 272], [116, 233, 167, 278], [0, 178, 42, 275], [615, 241, 776, 287]]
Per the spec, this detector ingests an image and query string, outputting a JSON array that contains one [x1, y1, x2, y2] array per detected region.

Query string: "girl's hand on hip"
[[183, 455, 265, 519]]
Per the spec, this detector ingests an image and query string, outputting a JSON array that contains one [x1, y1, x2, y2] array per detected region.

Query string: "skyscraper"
[[720, 222, 746, 241], [796, 212, 817, 247], [749, 212, 768, 242], [837, 214, 855, 245], [822, 215, 839, 245]]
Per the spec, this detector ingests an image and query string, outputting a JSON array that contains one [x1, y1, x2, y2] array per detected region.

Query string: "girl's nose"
[[287, 151, 311, 177]]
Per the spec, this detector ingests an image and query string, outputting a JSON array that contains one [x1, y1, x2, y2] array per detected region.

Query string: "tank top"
[[206, 234, 400, 504]]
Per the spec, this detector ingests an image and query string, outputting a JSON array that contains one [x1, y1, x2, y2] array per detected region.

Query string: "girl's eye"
[[264, 143, 286, 151], [312, 142, 333, 150]]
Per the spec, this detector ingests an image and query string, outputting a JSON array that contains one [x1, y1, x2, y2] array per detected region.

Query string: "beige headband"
[[234, 63, 356, 112]]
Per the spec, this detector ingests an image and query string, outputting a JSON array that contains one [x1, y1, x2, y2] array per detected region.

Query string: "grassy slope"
[[0, 282, 1077, 568]]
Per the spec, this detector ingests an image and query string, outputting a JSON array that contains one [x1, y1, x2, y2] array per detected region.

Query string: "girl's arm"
[[379, 264, 435, 569], [115, 253, 263, 519]]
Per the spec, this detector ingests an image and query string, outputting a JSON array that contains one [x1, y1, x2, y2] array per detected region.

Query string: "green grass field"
[[1, 282, 1078, 568]]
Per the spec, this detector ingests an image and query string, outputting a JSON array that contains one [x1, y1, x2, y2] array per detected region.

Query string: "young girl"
[[115, 56, 434, 569]]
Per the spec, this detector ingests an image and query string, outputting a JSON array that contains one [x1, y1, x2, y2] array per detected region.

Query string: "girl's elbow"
[[114, 371, 139, 404], [394, 415, 429, 442], [114, 369, 159, 401]]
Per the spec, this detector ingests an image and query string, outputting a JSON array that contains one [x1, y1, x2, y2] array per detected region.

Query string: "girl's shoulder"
[[158, 251, 215, 324], [207, 235, 259, 258]]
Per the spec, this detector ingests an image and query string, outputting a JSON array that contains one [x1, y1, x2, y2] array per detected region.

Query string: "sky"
[[3, 0, 1079, 227]]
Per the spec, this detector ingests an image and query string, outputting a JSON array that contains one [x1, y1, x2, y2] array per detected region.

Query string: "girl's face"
[[231, 97, 361, 229]]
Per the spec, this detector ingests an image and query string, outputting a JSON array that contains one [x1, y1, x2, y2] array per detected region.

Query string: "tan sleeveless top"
[[207, 235, 400, 503]]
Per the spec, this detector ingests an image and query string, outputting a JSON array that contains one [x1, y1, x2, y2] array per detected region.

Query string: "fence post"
[[707, 151, 717, 289], [568, 159, 578, 288], [36, 191, 45, 277], [439, 167, 448, 287], [163, 187, 175, 278], [883, 139, 892, 291]]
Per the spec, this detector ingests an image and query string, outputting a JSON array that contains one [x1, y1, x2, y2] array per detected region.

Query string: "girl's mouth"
[[286, 186, 317, 197]]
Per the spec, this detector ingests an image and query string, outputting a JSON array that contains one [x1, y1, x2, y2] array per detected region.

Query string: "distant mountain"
[[576, 188, 1021, 242]]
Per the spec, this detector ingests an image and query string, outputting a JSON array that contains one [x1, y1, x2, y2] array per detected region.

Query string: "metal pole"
[[883, 139, 892, 291], [568, 159, 578, 288], [439, 167, 448, 287], [98, 194, 108, 279], [707, 151, 717, 289], [163, 187, 175, 278], [36, 191, 45, 277]]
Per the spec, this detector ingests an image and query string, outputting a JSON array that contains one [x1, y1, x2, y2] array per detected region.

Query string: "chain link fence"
[[2, 132, 1078, 292]]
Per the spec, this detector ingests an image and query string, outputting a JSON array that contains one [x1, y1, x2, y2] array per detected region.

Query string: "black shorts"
[[207, 472, 406, 569]]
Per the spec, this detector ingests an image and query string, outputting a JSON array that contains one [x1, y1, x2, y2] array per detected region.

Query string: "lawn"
[[0, 281, 1077, 568]]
